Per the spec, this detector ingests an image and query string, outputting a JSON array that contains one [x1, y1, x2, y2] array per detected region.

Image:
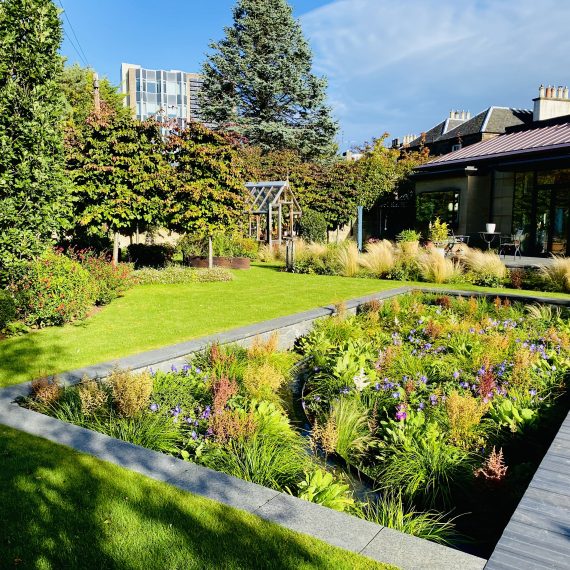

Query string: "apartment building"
[[120, 63, 203, 127]]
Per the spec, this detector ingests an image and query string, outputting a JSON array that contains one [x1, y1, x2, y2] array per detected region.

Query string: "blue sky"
[[58, 0, 570, 150]]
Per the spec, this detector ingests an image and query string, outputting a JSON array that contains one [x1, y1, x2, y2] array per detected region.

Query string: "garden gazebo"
[[245, 181, 302, 246]]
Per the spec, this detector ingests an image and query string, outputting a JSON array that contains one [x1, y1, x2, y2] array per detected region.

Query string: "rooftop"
[[417, 121, 570, 169]]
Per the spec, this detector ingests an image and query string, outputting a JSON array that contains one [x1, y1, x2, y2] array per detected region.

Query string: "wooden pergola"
[[245, 181, 302, 246]]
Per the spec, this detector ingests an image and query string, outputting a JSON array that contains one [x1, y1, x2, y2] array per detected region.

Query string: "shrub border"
[[2, 287, 569, 569]]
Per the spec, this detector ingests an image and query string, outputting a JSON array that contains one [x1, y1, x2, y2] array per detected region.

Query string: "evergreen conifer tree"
[[200, 0, 338, 160], [0, 0, 69, 275]]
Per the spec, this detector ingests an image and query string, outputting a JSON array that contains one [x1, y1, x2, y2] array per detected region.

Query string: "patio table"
[[478, 231, 501, 250]]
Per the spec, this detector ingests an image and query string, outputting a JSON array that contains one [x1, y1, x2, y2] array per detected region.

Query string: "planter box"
[[186, 256, 251, 270]]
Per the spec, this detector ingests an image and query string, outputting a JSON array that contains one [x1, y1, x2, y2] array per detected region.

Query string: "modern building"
[[413, 85, 570, 255], [120, 63, 203, 128]]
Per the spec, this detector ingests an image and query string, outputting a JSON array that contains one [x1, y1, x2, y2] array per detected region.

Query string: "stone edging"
[[2, 286, 568, 569]]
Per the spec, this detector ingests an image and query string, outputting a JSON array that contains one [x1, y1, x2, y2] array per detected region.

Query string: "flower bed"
[[299, 293, 570, 554], [21, 293, 570, 555]]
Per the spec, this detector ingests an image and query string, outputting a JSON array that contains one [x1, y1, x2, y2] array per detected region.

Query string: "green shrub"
[[134, 266, 233, 285], [79, 252, 133, 305], [178, 233, 259, 260], [11, 250, 96, 327], [297, 209, 327, 243], [127, 244, 175, 268], [0, 290, 16, 329]]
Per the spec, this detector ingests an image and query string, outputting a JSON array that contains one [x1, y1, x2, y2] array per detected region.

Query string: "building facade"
[[414, 86, 570, 255], [120, 63, 203, 127]]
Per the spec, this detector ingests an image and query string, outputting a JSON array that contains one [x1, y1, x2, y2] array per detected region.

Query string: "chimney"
[[533, 83, 570, 121]]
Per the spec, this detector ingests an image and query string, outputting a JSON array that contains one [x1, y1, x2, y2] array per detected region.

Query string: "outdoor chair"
[[499, 230, 524, 259], [444, 231, 470, 257]]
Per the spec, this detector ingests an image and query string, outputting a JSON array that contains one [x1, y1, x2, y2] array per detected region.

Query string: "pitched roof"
[[409, 107, 532, 147], [418, 122, 570, 169]]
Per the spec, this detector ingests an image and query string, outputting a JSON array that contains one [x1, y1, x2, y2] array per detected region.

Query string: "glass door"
[[551, 188, 570, 255]]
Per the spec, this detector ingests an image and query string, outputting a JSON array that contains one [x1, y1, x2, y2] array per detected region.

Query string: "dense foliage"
[[65, 105, 171, 263], [10, 250, 96, 327], [0, 0, 70, 278], [199, 0, 338, 159], [299, 293, 570, 551]]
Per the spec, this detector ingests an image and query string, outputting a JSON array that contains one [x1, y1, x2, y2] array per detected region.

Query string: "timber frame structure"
[[246, 181, 302, 246]]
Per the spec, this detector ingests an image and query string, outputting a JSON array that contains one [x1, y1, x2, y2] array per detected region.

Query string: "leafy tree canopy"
[[60, 64, 128, 127], [200, 0, 338, 160], [165, 122, 249, 239], [0, 0, 70, 276], [65, 104, 171, 260]]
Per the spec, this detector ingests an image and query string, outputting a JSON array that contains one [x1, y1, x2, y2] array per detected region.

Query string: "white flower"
[[353, 368, 370, 392]]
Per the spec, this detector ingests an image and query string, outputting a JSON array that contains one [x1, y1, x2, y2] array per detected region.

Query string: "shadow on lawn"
[[0, 426, 352, 570], [0, 331, 67, 387]]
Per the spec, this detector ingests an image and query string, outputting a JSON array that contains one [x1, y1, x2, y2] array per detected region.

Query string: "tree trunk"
[[208, 236, 213, 269], [113, 231, 119, 266]]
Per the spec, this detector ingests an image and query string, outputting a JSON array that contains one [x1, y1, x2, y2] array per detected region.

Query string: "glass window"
[[147, 81, 157, 94], [147, 70, 156, 80], [416, 190, 460, 232]]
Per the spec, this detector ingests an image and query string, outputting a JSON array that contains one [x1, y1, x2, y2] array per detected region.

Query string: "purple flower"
[[171, 404, 182, 417], [460, 381, 469, 389], [418, 401, 425, 410], [182, 364, 190, 374], [392, 391, 400, 399], [429, 394, 438, 405], [314, 395, 321, 402], [171, 364, 178, 373], [529, 389, 537, 397], [195, 367, 202, 374], [395, 404, 407, 421], [420, 375, 428, 384], [149, 403, 159, 412], [201, 406, 211, 419], [453, 371, 460, 379], [314, 366, 320, 372], [191, 431, 198, 440]]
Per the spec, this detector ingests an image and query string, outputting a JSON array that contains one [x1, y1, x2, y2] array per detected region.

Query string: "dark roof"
[[418, 122, 570, 169], [409, 107, 532, 147], [409, 117, 466, 146]]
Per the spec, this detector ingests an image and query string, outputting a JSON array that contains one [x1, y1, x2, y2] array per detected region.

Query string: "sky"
[[58, 0, 570, 150]]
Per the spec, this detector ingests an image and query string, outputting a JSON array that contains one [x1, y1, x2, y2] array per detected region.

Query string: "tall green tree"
[[60, 64, 128, 127], [65, 104, 171, 264], [166, 123, 248, 268], [0, 0, 69, 276], [200, 0, 338, 160]]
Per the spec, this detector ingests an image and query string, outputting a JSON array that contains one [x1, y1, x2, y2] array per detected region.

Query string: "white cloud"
[[302, 0, 570, 146]]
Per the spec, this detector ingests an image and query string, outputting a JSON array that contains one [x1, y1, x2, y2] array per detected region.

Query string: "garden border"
[[1, 287, 569, 569]]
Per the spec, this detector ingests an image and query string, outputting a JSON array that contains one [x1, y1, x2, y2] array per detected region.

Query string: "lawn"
[[1, 267, 567, 569], [0, 263, 568, 387], [0, 425, 391, 570]]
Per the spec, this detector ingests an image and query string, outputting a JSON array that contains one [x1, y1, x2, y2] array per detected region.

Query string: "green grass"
[[1, 265, 566, 568], [0, 265, 399, 386], [1, 263, 568, 387], [0, 425, 392, 570]]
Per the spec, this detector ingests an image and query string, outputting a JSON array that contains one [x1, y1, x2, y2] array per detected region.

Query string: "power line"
[[57, 0, 90, 67]]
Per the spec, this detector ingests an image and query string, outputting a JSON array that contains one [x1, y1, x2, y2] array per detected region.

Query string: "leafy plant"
[[0, 290, 16, 329], [108, 368, 153, 418], [428, 217, 449, 243], [11, 250, 96, 327], [296, 468, 355, 512], [298, 209, 328, 243], [397, 229, 421, 242], [488, 398, 536, 433]]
